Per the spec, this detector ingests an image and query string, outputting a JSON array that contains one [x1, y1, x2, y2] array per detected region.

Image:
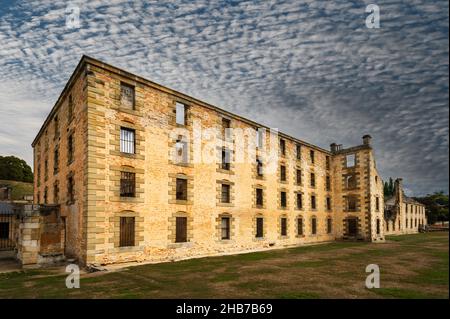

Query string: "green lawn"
[[0, 232, 448, 299]]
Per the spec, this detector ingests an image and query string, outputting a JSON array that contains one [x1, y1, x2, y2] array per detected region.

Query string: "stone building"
[[32, 56, 385, 266], [384, 178, 427, 235]]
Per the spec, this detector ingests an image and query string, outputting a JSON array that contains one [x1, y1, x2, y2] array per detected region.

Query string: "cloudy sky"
[[0, 0, 448, 196]]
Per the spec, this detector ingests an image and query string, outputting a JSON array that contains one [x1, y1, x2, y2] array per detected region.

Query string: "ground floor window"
[[256, 217, 264, 238], [327, 218, 332, 234], [280, 217, 287, 236], [297, 217, 303, 236], [0, 222, 9, 239], [376, 219, 380, 235], [119, 217, 135, 247], [176, 216, 188, 243], [221, 217, 230, 240], [311, 217, 317, 235]]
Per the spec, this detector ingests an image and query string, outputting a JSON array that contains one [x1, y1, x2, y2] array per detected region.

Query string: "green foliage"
[[0, 156, 33, 183], [415, 192, 449, 224], [384, 177, 395, 197]]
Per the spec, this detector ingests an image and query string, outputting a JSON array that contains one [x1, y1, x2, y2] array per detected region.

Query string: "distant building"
[[384, 178, 427, 234]]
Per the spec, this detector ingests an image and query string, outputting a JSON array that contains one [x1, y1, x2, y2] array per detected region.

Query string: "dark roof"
[[0, 202, 14, 215]]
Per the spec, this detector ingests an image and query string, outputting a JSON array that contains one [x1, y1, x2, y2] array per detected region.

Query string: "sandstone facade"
[[32, 56, 386, 266]]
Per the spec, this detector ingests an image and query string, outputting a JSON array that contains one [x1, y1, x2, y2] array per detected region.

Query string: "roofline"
[[32, 54, 334, 153]]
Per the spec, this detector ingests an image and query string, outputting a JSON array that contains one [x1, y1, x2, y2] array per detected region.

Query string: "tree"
[[0, 156, 33, 183], [415, 192, 449, 225]]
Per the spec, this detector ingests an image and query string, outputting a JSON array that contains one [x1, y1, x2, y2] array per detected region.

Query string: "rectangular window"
[[68, 134, 74, 164], [176, 178, 187, 201], [53, 148, 59, 174], [280, 165, 286, 181], [256, 128, 264, 148], [327, 219, 332, 234], [376, 219, 380, 235], [37, 166, 41, 187], [175, 217, 187, 243], [221, 148, 230, 170], [44, 159, 48, 181], [347, 196, 357, 211], [297, 218, 303, 236], [221, 217, 230, 240], [67, 176, 75, 204], [119, 217, 135, 247], [222, 118, 231, 140], [281, 218, 287, 236], [376, 197, 380, 211], [256, 188, 263, 206], [345, 174, 356, 189], [256, 217, 264, 238], [176, 102, 186, 125], [54, 115, 59, 138], [310, 173, 315, 187], [311, 195, 316, 210], [346, 154, 356, 167], [44, 187, 48, 204], [296, 144, 301, 160], [120, 127, 135, 154], [53, 183, 59, 203], [326, 197, 331, 210], [310, 150, 315, 164], [68, 94, 73, 120], [256, 157, 263, 177], [311, 218, 317, 235], [120, 83, 135, 109], [0, 223, 10, 239], [281, 191, 287, 208], [221, 184, 230, 203], [326, 176, 331, 191], [297, 193, 303, 209], [326, 156, 330, 170], [175, 137, 189, 164], [120, 172, 136, 197], [296, 169, 302, 185], [280, 138, 286, 155]]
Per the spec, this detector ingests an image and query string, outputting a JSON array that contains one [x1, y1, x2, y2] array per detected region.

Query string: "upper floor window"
[[326, 176, 331, 191], [376, 197, 380, 211], [176, 178, 188, 201], [68, 94, 74, 121], [176, 102, 186, 125], [256, 188, 263, 206], [221, 148, 230, 170], [120, 171, 136, 197], [54, 115, 59, 138], [296, 169, 302, 185], [120, 83, 135, 110], [68, 133, 74, 164], [310, 172, 316, 187], [67, 175, 75, 204], [310, 150, 315, 164], [221, 184, 230, 203], [297, 193, 303, 209], [175, 136, 189, 164], [296, 144, 301, 160], [120, 127, 135, 154], [256, 157, 263, 177], [280, 138, 286, 156], [311, 195, 316, 210], [222, 118, 231, 140], [280, 165, 286, 182], [53, 148, 59, 175], [346, 154, 356, 167], [326, 197, 331, 210], [345, 174, 357, 189], [347, 196, 357, 212], [256, 128, 264, 149], [280, 191, 287, 208], [326, 156, 330, 170]]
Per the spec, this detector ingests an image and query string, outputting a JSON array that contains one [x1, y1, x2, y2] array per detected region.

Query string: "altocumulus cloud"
[[0, 0, 448, 195]]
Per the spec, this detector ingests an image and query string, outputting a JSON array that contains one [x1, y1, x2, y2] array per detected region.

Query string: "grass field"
[[0, 232, 448, 299], [0, 179, 33, 200]]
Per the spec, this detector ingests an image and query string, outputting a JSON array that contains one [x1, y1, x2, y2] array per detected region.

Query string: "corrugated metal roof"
[[0, 202, 14, 215]]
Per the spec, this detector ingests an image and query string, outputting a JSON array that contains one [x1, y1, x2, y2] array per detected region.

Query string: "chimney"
[[330, 143, 337, 153], [362, 134, 372, 145]]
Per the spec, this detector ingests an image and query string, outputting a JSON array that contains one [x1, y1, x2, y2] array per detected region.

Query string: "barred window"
[[68, 133, 74, 164], [120, 127, 135, 154], [175, 217, 187, 242], [256, 157, 263, 176], [297, 193, 303, 209], [120, 172, 136, 197], [281, 191, 287, 208], [297, 218, 303, 236], [256, 188, 263, 206], [296, 169, 302, 185], [120, 217, 135, 247], [120, 83, 135, 110], [280, 138, 286, 155], [221, 148, 230, 170], [176, 178, 187, 200], [221, 217, 230, 240], [311, 195, 316, 210], [280, 165, 286, 181], [311, 217, 317, 235], [221, 184, 230, 203], [256, 217, 264, 238], [281, 217, 287, 236]]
